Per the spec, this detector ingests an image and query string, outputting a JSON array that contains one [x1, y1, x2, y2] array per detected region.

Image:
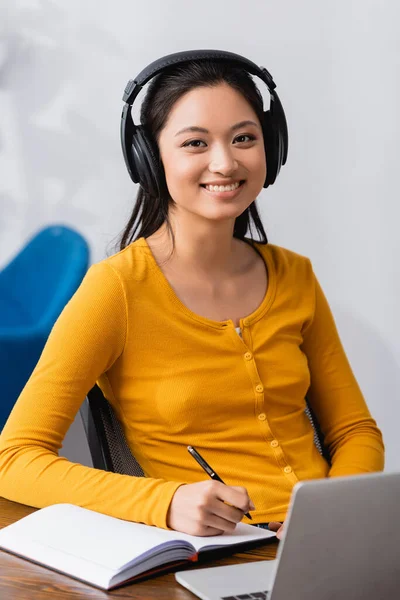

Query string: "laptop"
[[175, 471, 400, 600]]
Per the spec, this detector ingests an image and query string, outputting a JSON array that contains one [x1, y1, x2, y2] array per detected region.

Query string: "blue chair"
[[0, 225, 90, 430]]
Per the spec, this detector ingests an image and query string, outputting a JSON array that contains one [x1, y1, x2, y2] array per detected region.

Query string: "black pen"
[[187, 445, 253, 520]]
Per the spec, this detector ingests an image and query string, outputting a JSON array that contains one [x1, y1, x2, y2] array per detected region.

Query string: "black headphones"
[[121, 49, 288, 197]]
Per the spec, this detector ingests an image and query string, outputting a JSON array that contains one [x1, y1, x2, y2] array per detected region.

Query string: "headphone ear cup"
[[262, 110, 277, 188], [263, 91, 288, 188], [131, 126, 166, 197]]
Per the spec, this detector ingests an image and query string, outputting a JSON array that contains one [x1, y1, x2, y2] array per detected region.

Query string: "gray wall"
[[1, 1, 399, 471]]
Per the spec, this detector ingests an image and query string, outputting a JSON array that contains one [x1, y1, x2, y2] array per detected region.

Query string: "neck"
[[147, 213, 241, 280]]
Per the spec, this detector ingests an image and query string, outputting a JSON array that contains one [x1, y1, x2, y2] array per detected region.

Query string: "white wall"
[[1, 0, 399, 471]]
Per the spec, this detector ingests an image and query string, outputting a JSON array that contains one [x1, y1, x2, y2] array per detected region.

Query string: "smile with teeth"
[[202, 181, 243, 192]]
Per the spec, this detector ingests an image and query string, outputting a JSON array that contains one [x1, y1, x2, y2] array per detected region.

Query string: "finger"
[[209, 497, 247, 524], [216, 484, 253, 514], [267, 521, 282, 532], [202, 507, 240, 533], [200, 525, 225, 536], [229, 487, 255, 511]]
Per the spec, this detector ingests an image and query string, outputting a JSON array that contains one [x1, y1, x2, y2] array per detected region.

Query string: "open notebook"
[[0, 503, 275, 590]]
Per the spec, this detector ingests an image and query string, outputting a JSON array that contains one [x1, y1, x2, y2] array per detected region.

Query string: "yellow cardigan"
[[0, 239, 384, 528]]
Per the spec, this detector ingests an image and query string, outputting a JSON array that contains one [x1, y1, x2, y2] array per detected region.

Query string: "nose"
[[208, 143, 238, 176]]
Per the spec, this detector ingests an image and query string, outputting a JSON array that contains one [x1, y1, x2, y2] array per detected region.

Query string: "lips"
[[200, 179, 246, 199], [200, 180, 245, 192]]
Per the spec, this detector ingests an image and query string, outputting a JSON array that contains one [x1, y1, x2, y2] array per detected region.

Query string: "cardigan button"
[[244, 352, 253, 360]]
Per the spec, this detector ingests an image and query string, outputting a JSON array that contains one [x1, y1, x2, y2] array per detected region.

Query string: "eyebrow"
[[174, 120, 260, 137]]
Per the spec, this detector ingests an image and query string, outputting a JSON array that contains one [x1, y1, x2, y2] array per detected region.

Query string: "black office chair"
[[304, 401, 331, 465], [80, 385, 331, 475], [80, 385, 144, 476]]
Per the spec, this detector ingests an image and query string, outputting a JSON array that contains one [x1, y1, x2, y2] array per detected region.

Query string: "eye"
[[233, 134, 257, 144], [182, 139, 207, 148]]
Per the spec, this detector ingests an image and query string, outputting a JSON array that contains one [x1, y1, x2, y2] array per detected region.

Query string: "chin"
[[171, 193, 255, 223], [199, 208, 248, 223]]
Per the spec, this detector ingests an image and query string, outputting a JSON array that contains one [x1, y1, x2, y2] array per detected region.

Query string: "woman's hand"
[[268, 521, 284, 539], [167, 480, 255, 536]]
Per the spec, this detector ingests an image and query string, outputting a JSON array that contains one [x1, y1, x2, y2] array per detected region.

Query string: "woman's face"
[[157, 82, 267, 224]]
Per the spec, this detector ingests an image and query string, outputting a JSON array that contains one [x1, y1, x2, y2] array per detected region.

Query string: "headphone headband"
[[123, 49, 276, 106]]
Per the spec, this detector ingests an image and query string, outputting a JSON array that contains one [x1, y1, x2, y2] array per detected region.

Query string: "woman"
[[0, 51, 384, 539]]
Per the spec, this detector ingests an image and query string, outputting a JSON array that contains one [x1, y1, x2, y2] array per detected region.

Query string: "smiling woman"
[[0, 50, 384, 540], [118, 51, 287, 249]]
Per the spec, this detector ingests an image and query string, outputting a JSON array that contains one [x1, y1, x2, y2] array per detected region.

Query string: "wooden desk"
[[0, 497, 278, 599]]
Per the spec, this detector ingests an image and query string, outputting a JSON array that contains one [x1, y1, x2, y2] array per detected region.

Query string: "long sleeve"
[[301, 272, 385, 476], [0, 262, 183, 528]]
